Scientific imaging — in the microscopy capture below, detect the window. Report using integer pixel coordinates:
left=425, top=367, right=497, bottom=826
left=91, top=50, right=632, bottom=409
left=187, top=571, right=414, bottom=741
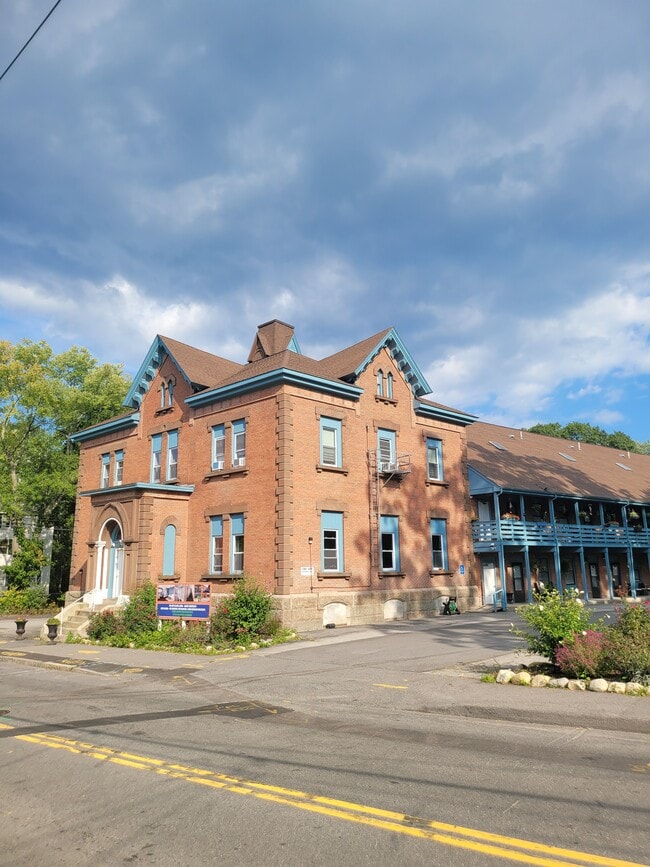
left=320, top=417, right=341, bottom=467
left=210, top=516, right=223, bottom=574
left=101, top=453, right=110, bottom=488
left=167, top=430, right=178, bottom=481
left=114, top=450, right=124, bottom=486
left=430, top=519, right=448, bottom=570
left=167, top=378, right=174, bottom=405
left=376, top=369, right=383, bottom=396
left=232, top=419, right=246, bottom=467
left=162, top=524, right=176, bottom=576
left=377, top=428, right=396, bottom=471
left=160, top=383, right=166, bottom=408
left=231, top=513, right=245, bottom=573
left=380, top=515, right=400, bottom=571
left=386, top=372, right=393, bottom=399
left=151, top=434, right=162, bottom=483
left=321, top=511, right=343, bottom=572
left=426, top=438, right=443, bottom=481
left=212, top=424, right=225, bottom=470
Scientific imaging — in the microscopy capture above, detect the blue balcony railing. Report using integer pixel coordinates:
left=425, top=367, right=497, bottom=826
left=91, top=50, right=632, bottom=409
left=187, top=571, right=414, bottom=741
left=471, top=519, right=650, bottom=550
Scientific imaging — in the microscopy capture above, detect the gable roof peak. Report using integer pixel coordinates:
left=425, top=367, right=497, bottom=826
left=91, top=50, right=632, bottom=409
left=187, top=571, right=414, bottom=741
left=247, top=319, right=301, bottom=362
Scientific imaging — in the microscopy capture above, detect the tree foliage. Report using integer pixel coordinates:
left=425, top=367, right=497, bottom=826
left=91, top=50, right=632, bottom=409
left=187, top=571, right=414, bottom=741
left=527, top=421, right=642, bottom=454
left=0, top=339, right=130, bottom=592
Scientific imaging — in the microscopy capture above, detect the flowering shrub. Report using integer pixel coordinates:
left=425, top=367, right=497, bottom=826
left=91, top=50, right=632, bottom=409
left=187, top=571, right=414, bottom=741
left=554, top=630, right=606, bottom=678
left=599, top=600, right=650, bottom=683
left=512, top=587, right=596, bottom=659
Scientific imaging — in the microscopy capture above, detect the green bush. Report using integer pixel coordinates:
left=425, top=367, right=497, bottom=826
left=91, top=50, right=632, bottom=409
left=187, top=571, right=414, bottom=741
left=87, top=609, right=125, bottom=641
left=0, top=585, right=51, bottom=614
left=512, top=587, right=597, bottom=659
left=211, top=577, right=273, bottom=643
left=599, top=600, right=650, bottom=683
left=122, top=582, right=157, bottom=633
left=3, top=530, right=48, bottom=590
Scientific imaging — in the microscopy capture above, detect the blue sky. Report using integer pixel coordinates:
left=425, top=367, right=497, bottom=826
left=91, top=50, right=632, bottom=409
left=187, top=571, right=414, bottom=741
left=1, top=1, right=649, bottom=442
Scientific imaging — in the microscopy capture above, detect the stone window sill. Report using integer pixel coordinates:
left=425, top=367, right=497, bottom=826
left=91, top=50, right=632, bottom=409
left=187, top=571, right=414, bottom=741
left=375, top=396, right=398, bottom=406
left=429, top=570, right=454, bottom=578
left=204, top=466, right=249, bottom=481
left=317, top=572, right=351, bottom=581
left=378, top=571, right=405, bottom=579
left=316, top=464, right=349, bottom=475
left=425, top=479, right=449, bottom=487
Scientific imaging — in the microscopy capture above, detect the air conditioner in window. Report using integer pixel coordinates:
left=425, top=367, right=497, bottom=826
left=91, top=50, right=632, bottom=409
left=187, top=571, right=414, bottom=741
left=380, top=461, right=398, bottom=472
left=232, top=457, right=246, bottom=467
left=213, top=461, right=224, bottom=470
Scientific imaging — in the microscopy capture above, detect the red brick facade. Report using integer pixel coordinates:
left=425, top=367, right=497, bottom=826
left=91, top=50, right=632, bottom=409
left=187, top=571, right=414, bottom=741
left=69, top=322, right=480, bottom=628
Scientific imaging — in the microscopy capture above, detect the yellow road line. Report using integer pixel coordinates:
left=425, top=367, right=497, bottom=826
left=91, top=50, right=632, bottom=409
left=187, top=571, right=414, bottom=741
left=5, top=725, right=648, bottom=867
left=373, top=683, right=408, bottom=689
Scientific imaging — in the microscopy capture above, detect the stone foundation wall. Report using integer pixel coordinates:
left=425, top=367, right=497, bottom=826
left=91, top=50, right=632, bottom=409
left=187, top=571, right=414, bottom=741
left=268, top=586, right=482, bottom=631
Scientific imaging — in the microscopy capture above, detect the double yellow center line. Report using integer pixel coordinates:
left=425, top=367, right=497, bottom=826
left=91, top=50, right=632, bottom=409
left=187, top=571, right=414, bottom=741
left=2, top=723, right=646, bottom=867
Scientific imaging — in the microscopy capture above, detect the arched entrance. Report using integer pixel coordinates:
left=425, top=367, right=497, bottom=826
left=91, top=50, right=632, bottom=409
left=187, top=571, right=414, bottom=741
left=91, top=519, right=125, bottom=604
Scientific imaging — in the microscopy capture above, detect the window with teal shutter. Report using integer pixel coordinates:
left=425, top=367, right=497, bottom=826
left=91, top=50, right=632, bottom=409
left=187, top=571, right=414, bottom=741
left=101, top=453, right=110, bottom=488
left=163, top=524, right=176, bottom=576
left=380, top=515, right=400, bottom=571
left=320, top=417, right=341, bottom=467
left=321, top=511, right=343, bottom=571
left=232, top=419, right=246, bottom=467
left=167, top=430, right=178, bottom=481
left=114, top=450, right=124, bottom=486
left=426, top=438, right=443, bottom=481
left=430, top=519, right=448, bottom=570
left=231, top=513, right=245, bottom=573
left=151, top=434, right=162, bottom=483
left=212, top=424, right=225, bottom=470
left=210, top=516, right=223, bottom=574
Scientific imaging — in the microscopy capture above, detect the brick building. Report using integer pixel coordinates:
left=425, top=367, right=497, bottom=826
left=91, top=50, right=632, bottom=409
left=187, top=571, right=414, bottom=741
left=68, top=320, right=479, bottom=629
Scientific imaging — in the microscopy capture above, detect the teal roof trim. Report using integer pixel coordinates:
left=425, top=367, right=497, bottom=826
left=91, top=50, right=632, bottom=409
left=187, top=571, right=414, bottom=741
left=124, top=336, right=165, bottom=408
left=70, top=413, right=140, bottom=444
left=124, top=336, right=194, bottom=409
left=355, top=328, right=431, bottom=397
left=80, top=482, right=195, bottom=497
left=287, top=335, right=302, bottom=354
left=414, top=400, right=478, bottom=427
left=186, top=368, right=363, bottom=408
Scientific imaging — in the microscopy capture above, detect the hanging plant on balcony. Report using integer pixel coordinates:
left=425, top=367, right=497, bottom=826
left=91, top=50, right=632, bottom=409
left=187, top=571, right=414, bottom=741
left=501, top=512, right=520, bottom=520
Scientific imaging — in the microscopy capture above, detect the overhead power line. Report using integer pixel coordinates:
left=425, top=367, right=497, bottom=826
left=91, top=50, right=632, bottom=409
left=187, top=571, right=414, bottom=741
left=0, top=0, right=65, bottom=84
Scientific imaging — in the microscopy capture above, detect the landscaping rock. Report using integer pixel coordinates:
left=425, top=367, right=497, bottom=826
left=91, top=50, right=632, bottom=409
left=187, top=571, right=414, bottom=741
left=608, top=682, right=626, bottom=694
left=548, top=677, right=569, bottom=688
left=625, top=682, right=646, bottom=696
left=531, top=674, right=551, bottom=688
left=588, top=678, right=609, bottom=692
left=511, top=671, right=532, bottom=686
left=496, top=669, right=514, bottom=684
left=567, top=680, right=586, bottom=691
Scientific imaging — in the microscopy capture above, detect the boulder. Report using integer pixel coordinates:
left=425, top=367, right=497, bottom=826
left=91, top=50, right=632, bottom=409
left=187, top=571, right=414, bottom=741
left=511, top=671, right=532, bottom=686
left=608, top=682, right=626, bottom=694
left=625, top=682, right=647, bottom=696
left=496, top=669, right=514, bottom=684
left=548, top=677, right=569, bottom=688
left=567, top=680, right=586, bottom=691
left=531, top=674, right=551, bottom=688
left=588, top=678, right=608, bottom=692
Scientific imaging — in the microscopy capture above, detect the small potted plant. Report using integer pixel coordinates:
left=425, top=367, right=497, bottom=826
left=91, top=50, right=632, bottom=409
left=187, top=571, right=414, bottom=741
left=46, top=617, right=60, bottom=642
left=14, top=617, right=28, bottom=640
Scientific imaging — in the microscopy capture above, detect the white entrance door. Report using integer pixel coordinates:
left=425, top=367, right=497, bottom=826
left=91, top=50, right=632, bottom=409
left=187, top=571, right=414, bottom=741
left=482, top=560, right=498, bottom=605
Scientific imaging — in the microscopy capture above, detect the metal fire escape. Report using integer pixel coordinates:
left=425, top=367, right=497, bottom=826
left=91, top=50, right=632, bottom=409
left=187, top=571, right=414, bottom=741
left=367, top=450, right=411, bottom=569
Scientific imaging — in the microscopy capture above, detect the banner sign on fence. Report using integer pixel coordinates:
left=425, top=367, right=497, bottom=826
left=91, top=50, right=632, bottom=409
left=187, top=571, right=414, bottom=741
left=156, top=583, right=211, bottom=620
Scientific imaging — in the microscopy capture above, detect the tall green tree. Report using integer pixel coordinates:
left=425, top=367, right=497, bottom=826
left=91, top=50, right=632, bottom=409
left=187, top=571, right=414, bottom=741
left=527, top=421, right=643, bottom=454
left=0, top=339, right=131, bottom=592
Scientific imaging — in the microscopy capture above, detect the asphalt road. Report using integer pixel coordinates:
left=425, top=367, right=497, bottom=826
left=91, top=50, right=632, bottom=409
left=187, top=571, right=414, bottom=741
left=1, top=612, right=649, bottom=866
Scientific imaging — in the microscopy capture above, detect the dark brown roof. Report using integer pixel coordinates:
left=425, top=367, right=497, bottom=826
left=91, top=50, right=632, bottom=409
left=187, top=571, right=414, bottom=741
left=212, top=348, right=343, bottom=390
left=468, top=421, right=650, bottom=503
left=160, top=336, right=243, bottom=389
left=319, top=328, right=392, bottom=380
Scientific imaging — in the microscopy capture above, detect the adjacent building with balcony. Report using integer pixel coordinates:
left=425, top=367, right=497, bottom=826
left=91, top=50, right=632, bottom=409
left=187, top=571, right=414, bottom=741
left=467, top=422, right=650, bottom=606
left=68, top=320, right=479, bottom=629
